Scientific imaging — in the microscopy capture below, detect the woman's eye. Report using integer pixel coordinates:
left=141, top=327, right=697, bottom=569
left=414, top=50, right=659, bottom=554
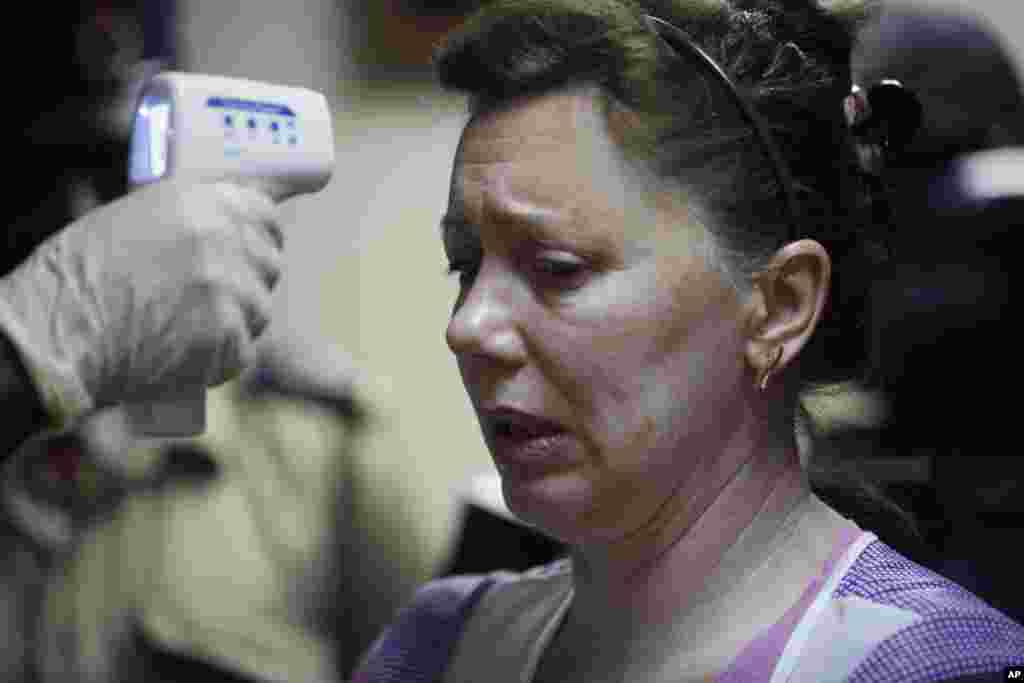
left=531, top=254, right=589, bottom=290
left=445, top=252, right=589, bottom=291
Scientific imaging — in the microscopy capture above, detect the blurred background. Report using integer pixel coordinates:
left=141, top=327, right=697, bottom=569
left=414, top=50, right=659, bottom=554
left=0, top=0, right=1021, bottom=681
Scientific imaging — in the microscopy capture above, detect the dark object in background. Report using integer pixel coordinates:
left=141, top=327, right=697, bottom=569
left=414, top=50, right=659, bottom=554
left=441, top=472, right=565, bottom=577
left=852, top=4, right=1024, bottom=172
left=850, top=4, right=1024, bottom=626
left=348, top=0, right=472, bottom=81
left=127, top=625, right=262, bottom=683
left=157, top=443, right=221, bottom=484
left=865, top=151, right=1022, bottom=625
left=810, top=451, right=937, bottom=569
left=4, top=1, right=176, bottom=278
left=868, top=152, right=1014, bottom=452
left=442, top=501, right=565, bottom=577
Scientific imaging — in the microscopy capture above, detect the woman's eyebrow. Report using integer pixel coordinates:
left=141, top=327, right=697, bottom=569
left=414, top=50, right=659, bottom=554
left=442, top=195, right=619, bottom=261
left=485, top=198, right=618, bottom=256
left=488, top=196, right=568, bottom=234
left=440, top=203, right=563, bottom=243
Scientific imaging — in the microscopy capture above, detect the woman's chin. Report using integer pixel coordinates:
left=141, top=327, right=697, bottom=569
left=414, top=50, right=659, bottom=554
left=500, top=467, right=599, bottom=543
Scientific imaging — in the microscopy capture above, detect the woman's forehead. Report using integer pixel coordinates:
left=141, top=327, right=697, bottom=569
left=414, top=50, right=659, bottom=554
left=457, top=90, right=606, bottom=165
left=471, top=89, right=584, bottom=132
left=449, top=90, right=698, bottom=250
left=457, top=91, right=655, bottom=203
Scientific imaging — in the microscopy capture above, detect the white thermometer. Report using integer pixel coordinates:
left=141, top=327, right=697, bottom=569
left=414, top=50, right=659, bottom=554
left=125, top=72, right=335, bottom=437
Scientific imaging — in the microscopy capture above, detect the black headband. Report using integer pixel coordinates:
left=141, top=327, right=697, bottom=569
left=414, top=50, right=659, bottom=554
left=643, top=14, right=803, bottom=243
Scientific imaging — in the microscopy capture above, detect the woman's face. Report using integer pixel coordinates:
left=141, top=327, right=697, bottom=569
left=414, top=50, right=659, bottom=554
left=444, top=90, right=753, bottom=546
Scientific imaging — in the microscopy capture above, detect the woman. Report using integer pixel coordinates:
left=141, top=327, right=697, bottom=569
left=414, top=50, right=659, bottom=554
left=354, top=1, right=1024, bottom=681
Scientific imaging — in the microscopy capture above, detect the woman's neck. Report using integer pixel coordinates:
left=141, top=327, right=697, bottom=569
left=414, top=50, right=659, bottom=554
left=561, top=437, right=816, bottom=665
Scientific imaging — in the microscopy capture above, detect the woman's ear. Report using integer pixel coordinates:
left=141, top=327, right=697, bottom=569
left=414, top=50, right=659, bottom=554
left=743, top=240, right=832, bottom=385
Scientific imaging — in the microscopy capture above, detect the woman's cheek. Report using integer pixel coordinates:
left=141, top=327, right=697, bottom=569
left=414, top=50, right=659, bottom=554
left=572, top=414, right=677, bottom=538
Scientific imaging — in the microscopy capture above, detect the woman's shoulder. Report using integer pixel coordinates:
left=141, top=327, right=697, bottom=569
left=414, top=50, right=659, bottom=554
left=828, top=539, right=1024, bottom=681
left=835, top=537, right=1021, bottom=625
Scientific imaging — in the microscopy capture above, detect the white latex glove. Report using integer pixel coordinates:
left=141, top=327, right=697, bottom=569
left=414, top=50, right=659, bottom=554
left=0, top=178, right=283, bottom=431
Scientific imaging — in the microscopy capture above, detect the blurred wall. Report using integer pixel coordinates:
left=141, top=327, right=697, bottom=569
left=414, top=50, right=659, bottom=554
left=177, top=0, right=494, bottom=658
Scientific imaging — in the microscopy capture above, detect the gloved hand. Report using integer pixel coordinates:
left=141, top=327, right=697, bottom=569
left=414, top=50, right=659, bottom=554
left=0, top=178, right=283, bottom=431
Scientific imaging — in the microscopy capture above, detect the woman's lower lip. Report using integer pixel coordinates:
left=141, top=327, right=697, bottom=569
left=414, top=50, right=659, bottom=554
left=491, top=430, right=576, bottom=478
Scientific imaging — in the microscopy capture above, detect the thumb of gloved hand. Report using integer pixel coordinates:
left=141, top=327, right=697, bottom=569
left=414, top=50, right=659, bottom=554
left=0, top=178, right=283, bottom=430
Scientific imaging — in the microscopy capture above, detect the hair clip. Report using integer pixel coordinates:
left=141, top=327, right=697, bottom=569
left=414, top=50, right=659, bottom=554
left=843, top=79, right=923, bottom=176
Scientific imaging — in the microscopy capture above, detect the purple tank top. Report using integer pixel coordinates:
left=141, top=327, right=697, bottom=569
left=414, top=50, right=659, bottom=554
left=353, top=533, right=1024, bottom=682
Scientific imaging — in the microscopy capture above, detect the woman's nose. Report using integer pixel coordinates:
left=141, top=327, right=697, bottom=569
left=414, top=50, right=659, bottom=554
left=445, top=266, right=526, bottom=367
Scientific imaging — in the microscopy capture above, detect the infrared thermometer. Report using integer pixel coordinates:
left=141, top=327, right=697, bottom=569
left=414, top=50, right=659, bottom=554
left=124, top=72, right=335, bottom=438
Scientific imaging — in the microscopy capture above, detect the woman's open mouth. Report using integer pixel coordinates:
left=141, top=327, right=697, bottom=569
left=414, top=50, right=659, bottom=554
left=483, top=407, right=577, bottom=478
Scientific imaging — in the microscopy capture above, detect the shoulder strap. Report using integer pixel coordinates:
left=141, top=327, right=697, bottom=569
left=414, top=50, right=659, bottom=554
left=351, top=574, right=496, bottom=683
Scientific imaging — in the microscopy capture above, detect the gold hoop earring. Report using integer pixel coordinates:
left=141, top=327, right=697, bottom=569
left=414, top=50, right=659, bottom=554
left=758, top=347, right=783, bottom=392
